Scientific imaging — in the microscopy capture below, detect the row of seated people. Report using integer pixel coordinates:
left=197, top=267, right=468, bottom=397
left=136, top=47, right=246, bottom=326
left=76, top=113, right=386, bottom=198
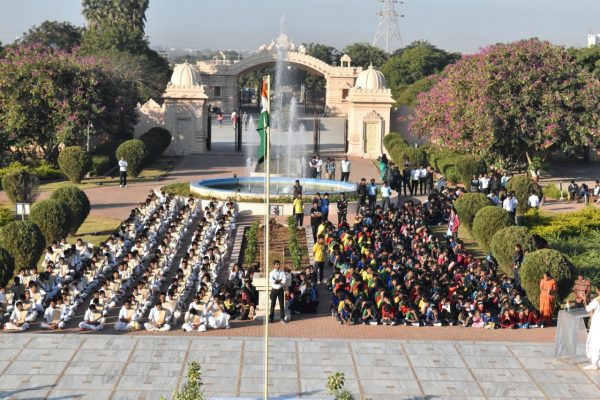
left=1, top=190, right=176, bottom=331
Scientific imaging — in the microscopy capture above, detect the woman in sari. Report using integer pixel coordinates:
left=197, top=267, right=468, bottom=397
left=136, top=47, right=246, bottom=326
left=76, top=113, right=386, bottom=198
left=584, top=284, right=600, bottom=370
left=539, top=272, right=558, bottom=326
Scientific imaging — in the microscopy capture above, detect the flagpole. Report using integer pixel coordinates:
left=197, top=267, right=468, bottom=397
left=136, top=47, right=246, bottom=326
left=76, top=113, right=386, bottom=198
left=263, top=75, right=271, bottom=400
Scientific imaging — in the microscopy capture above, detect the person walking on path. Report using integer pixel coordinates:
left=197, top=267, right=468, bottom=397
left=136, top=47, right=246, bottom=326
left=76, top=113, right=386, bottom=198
left=539, top=272, right=558, bottom=327
left=242, top=111, right=248, bottom=130
left=119, top=157, right=128, bottom=187
left=268, top=260, right=287, bottom=323
left=584, top=284, right=600, bottom=370
left=340, top=156, right=351, bottom=182
left=313, top=235, right=326, bottom=283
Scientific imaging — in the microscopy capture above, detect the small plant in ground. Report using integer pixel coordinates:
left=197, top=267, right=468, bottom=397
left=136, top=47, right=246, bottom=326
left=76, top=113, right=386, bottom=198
left=171, top=362, right=206, bottom=400
left=287, top=216, right=304, bottom=270
left=327, top=372, right=355, bottom=400
left=243, top=220, right=259, bottom=267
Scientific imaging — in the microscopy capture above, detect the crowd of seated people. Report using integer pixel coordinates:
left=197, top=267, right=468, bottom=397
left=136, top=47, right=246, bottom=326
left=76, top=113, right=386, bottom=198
left=325, top=187, right=546, bottom=329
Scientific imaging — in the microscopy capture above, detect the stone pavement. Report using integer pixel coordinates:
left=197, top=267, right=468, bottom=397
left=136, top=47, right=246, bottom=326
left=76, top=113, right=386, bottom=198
left=0, top=334, right=599, bottom=400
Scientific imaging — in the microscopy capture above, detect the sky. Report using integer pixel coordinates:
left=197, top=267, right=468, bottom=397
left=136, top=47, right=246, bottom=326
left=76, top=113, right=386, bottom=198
left=1, top=0, right=599, bottom=54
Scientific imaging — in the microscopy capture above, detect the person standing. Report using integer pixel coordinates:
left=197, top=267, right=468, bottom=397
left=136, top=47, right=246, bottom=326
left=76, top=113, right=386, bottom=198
left=402, top=165, right=411, bottom=196
left=367, top=179, right=378, bottom=214
left=513, top=244, right=523, bottom=288
left=293, top=180, right=303, bottom=197
left=293, top=194, right=304, bottom=227
left=356, top=178, right=367, bottom=214
left=418, top=165, right=427, bottom=195
left=425, top=166, right=434, bottom=195
left=326, top=158, right=336, bottom=180
left=217, top=112, right=224, bottom=127
left=313, top=235, right=326, bottom=283
left=528, top=190, right=540, bottom=209
left=230, top=111, right=238, bottom=130
left=315, top=155, right=323, bottom=179
left=448, top=208, right=460, bottom=240
left=269, top=260, right=287, bottom=323
left=118, top=157, right=128, bottom=187
left=572, top=273, right=592, bottom=308
left=309, top=156, right=318, bottom=179
left=503, top=192, right=518, bottom=224
left=378, top=156, right=388, bottom=181
left=340, top=156, right=351, bottom=182
left=380, top=181, right=392, bottom=211
left=410, top=167, right=419, bottom=197
left=584, top=284, right=600, bottom=370
left=539, top=271, right=558, bottom=327
left=309, top=202, right=323, bottom=242
left=337, top=193, right=348, bottom=225
left=321, top=193, right=330, bottom=221
left=242, top=111, right=248, bottom=130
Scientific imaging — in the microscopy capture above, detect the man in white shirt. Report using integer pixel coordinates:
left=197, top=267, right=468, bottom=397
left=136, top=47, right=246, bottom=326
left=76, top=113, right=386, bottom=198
left=528, top=192, right=540, bottom=209
left=418, top=166, right=427, bottom=196
left=500, top=172, right=511, bottom=188
left=4, top=301, right=30, bottom=331
left=41, top=299, right=65, bottom=330
left=79, top=304, right=105, bottom=331
left=144, top=302, right=172, bottom=331
left=410, top=168, right=420, bottom=197
left=380, top=181, right=392, bottom=211
left=340, top=156, right=351, bottom=182
left=114, top=300, right=140, bottom=331
left=315, top=155, right=323, bottom=179
left=503, top=192, right=518, bottom=223
left=268, top=260, right=287, bottom=323
left=118, top=157, right=128, bottom=187
left=479, top=174, right=490, bottom=195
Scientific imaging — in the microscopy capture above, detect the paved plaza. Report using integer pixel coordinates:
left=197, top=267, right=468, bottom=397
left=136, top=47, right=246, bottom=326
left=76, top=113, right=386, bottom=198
left=0, top=334, right=598, bottom=399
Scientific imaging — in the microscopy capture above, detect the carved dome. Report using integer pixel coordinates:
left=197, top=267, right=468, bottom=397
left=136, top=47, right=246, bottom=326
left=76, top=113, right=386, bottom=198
left=169, top=62, right=201, bottom=87
left=354, top=64, right=387, bottom=90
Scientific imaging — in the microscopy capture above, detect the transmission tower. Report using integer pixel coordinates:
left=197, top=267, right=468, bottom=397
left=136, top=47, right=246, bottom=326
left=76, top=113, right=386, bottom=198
left=372, top=0, right=404, bottom=52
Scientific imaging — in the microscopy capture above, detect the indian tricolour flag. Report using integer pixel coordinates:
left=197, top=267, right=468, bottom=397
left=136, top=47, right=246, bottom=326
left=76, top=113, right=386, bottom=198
left=256, top=78, right=269, bottom=164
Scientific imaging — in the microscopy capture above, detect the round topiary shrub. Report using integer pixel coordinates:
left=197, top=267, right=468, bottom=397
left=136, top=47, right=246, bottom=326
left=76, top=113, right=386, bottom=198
left=0, top=207, right=14, bottom=228
left=1, top=170, right=39, bottom=204
left=58, top=146, right=91, bottom=183
left=0, top=246, right=15, bottom=287
left=90, top=155, right=112, bottom=176
left=455, top=155, right=486, bottom=187
left=50, top=186, right=91, bottom=234
left=490, top=226, right=537, bottom=275
left=0, top=221, right=45, bottom=269
left=454, top=192, right=491, bottom=231
left=520, top=249, right=575, bottom=308
left=444, top=166, right=460, bottom=185
left=29, top=199, right=73, bottom=245
left=472, top=206, right=513, bottom=253
left=507, top=175, right=542, bottom=215
left=116, top=139, right=148, bottom=178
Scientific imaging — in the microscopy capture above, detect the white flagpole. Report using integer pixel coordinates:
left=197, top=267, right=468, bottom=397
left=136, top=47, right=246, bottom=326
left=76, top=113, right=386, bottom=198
left=263, top=75, right=271, bottom=400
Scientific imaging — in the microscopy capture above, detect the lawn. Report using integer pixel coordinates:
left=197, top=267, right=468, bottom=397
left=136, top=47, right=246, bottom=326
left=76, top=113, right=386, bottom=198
left=430, top=224, right=486, bottom=259
left=38, top=156, right=180, bottom=192
left=68, top=215, right=121, bottom=248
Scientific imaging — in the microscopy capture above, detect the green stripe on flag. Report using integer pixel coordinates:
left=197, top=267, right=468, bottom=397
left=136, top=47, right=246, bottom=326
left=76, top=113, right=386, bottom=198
left=257, top=111, right=269, bottom=164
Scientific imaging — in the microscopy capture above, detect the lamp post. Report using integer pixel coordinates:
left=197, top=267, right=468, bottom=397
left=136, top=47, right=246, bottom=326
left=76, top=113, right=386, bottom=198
left=86, top=121, right=93, bottom=153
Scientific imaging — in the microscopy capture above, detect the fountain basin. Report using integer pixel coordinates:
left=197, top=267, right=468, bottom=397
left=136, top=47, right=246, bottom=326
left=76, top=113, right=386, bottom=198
left=190, top=177, right=356, bottom=201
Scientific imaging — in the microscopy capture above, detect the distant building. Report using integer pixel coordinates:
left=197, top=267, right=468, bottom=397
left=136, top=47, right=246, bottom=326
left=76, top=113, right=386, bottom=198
left=587, top=33, right=600, bottom=47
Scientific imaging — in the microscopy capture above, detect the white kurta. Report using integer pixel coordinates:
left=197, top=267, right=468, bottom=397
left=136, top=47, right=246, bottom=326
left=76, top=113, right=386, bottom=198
left=586, top=299, right=600, bottom=365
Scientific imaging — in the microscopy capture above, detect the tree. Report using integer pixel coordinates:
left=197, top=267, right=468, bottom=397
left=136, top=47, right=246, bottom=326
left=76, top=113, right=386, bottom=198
left=50, top=186, right=91, bottom=234
left=0, top=45, right=138, bottom=162
left=454, top=193, right=491, bottom=232
left=1, top=170, right=39, bottom=204
left=0, top=247, right=15, bottom=287
left=411, top=39, right=600, bottom=168
left=19, top=20, right=83, bottom=51
left=172, top=362, right=206, bottom=400
left=342, top=42, right=389, bottom=68
left=520, top=249, right=575, bottom=308
left=58, top=146, right=92, bottom=183
left=29, top=199, right=73, bottom=245
left=0, top=221, right=45, bottom=269
left=570, top=46, right=600, bottom=80
left=116, top=139, right=148, bottom=177
left=303, top=43, right=341, bottom=65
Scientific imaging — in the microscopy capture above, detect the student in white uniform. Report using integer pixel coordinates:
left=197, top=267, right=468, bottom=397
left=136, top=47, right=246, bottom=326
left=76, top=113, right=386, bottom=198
left=114, top=300, right=140, bottom=331
left=144, top=302, right=172, bottom=331
left=182, top=308, right=207, bottom=332
left=40, top=299, right=65, bottom=330
left=79, top=304, right=105, bottom=331
left=3, top=301, right=30, bottom=331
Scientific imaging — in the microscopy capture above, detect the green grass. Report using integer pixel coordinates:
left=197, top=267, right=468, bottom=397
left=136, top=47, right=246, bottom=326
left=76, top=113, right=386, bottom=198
left=38, top=156, right=180, bottom=192
left=68, top=216, right=121, bottom=248
left=430, top=224, right=486, bottom=259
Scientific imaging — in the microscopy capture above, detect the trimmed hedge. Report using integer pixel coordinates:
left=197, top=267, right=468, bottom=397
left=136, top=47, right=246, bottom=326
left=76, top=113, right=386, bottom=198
left=455, top=155, right=486, bottom=187
left=116, top=139, right=148, bottom=177
left=490, top=226, right=537, bottom=276
left=58, top=146, right=91, bottom=183
left=1, top=170, right=39, bottom=204
left=50, top=186, right=91, bottom=235
left=520, top=249, right=575, bottom=308
left=0, top=221, right=45, bottom=269
left=472, top=206, right=513, bottom=253
left=454, top=193, right=491, bottom=231
left=0, top=247, right=15, bottom=287
left=90, top=155, right=112, bottom=176
left=0, top=206, right=13, bottom=228
left=507, top=175, right=542, bottom=215
left=383, top=134, right=428, bottom=167
left=29, top=199, right=73, bottom=245
left=0, top=162, right=63, bottom=189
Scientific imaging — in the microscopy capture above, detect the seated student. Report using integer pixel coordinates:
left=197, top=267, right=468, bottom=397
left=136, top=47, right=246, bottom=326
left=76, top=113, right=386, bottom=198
left=360, top=300, right=378, bottom=325
left=4, top=301, right=31, bottom=331
left=236, top=298, right=255, bottom=321
left=380, top=303, right=397, bottom=326
left=339, top=300, right=354, bottom=326
left=40, top=299, right=65, bottom=330
left=20, top=291, right=39, bottom=322
left=79, top=304, right=105, bottom=331
left=182, top=308, right=206, bottom=332
left=204, top=297, right=230, bottom=329
left=114, top=300, right=140, bottom=331
left=145, top=302, right=172, bottom=331
left=404, top=307, right=420, bottom=326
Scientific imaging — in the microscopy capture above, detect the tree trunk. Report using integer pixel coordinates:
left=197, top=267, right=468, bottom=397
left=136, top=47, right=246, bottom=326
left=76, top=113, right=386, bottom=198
left=525, top=151, right=539, bottom=182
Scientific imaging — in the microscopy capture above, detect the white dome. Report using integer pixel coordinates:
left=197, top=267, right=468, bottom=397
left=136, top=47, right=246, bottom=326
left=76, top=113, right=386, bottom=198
left=169, top=62, right=200, bottom=87
left=354, top=64, right=387, bottom=90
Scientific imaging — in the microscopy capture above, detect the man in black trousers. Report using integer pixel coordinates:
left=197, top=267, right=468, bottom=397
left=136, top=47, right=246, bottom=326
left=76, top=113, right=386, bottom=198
left=269, top=260, right=287, bottom=323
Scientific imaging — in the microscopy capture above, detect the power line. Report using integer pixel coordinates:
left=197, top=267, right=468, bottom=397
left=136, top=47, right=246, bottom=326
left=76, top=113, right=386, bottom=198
left=372, top=0, right=404, bottom=53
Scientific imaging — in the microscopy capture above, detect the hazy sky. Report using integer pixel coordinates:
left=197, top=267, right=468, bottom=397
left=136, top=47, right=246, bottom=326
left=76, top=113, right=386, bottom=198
left=1, top=0, right=599, bottom=53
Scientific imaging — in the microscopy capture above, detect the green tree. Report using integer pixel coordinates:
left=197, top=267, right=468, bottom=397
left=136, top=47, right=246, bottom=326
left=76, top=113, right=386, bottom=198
left=29, top=199, right=73, bottom=244
left=342, top=42, right=389, bottom=68
left=58, top=146, right=92, bottom=183
left=570, top=46, right=600, bottom=79
left=303, top=42, right=341, bottom=65
left=1, top=170, right=39, bottom=204
left=19, top=20, right=83, bottom=51
left=50, top=186, right=91, bottom=234
left=172, top=362, right=206, bottom=400
left=0, top=221, right=45, bottom=269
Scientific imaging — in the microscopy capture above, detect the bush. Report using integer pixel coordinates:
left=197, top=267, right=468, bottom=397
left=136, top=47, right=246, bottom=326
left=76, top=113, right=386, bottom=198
left=50, top=186, right=91, bottom=235
left=116, top=139, right=148, bottom=177
left=1, top=170, right=39, bottom=204
left=542, top=183, right=562, bottom=200
left=243, top=221, right=259, bottom=267
left=472, top=206, right=513, bottom=252
left=445, top=166, right=460, bottom=184
left=383, top=134, right=428, bottom=167
left=430, top=149, right=460, bottom=174
left=520, top=249, right=575, bottom=308
left=32, top=161, right=64, bottom=181
left=161, top=182, right=191, bottom=197
left=526, top=207, right=600, bottom=237
left=455, top=155, right=486, bottom=187
left=90, top=155, right=112, bottom=176
left=140, top=127, right=172, bottom=163
left=490, top=226, right=537, bottom=275
left=454, top=193, right=491, bottom=231
left=507, top=175, right=542, bottom=215
left=0, top=206, right=14, bottom=228
left=29, top=199, right=73, bottom=244
left=58, top=146, right=92, bottom=183
left=0, top=247, right=15, bottom=287
left=0, top=221, right=45, bottom=269
left=93, top=138, right=127, bottom=164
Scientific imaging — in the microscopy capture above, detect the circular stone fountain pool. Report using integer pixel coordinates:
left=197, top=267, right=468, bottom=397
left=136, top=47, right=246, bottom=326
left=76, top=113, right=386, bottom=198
left=190, top=177, right=357, bottom=200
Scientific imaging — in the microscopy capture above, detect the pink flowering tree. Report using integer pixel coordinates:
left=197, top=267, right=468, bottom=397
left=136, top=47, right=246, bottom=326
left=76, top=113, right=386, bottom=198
left=411, top=39, right=600, bottom=169
left=0, top=44, right=137, bottom=162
